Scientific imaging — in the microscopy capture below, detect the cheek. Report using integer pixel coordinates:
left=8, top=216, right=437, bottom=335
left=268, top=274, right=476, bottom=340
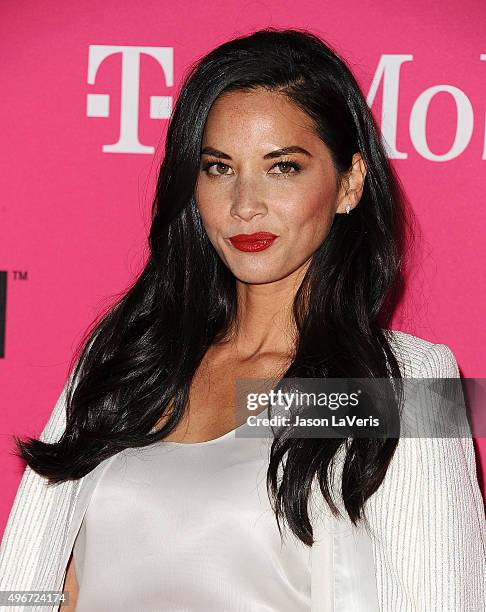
left=195, top=186, right=219, bottom=232
left=197, top=207, right=221, bottom=241
left=282, top=189, right=334, bottom=239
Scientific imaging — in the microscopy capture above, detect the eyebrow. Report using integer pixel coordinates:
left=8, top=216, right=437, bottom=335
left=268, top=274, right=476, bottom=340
left=200, top=145, right=313, bottom=160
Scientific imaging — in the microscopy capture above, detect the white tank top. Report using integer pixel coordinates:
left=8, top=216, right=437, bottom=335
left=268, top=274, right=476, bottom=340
left=72, top=424, right=312, bottom=611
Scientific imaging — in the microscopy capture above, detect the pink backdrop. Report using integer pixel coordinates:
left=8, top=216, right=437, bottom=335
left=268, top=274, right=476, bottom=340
left=1, top=0, right=485, bottom=537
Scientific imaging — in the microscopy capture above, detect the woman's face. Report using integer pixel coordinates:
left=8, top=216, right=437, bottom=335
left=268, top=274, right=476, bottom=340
left=196, top=88, right=363, bottom=285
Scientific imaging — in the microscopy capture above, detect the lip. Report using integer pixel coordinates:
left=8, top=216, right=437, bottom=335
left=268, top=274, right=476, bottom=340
left=228, top=232, right=278, bottom=252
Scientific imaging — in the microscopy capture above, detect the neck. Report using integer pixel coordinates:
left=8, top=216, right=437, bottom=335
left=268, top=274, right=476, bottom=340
left=228, top=261, right=309, bottom=359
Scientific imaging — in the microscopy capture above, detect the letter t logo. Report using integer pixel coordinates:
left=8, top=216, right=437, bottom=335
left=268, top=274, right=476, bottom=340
left=86, top=45, right=174, bottom=153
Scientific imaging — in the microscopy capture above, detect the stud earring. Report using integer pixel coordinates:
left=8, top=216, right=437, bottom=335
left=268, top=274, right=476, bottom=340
left=345, top=203, right=351, bottom=214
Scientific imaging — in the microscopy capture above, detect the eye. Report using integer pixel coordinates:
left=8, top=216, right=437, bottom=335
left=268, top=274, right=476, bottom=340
left=201, top=161, right=233, bottom=177
left=269, top=160, right=302, bottom=176
left=200, top=158, right=302, bottom=178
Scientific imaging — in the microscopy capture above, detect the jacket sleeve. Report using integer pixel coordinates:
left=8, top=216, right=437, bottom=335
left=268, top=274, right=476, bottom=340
left=366, top=343, right=486, bottom=611
left=0, top=376, right=76, bottom=607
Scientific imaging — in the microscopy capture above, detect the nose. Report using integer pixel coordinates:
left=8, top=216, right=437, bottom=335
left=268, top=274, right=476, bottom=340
left=230, top=174, right=267, bottom=222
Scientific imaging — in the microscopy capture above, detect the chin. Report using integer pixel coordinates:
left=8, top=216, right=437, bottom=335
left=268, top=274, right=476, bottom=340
left=229, top=265, right=292, bottom=285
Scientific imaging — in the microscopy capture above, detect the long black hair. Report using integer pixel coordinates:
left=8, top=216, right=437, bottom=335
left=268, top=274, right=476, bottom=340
left=16, top=27, right=413, bottom=546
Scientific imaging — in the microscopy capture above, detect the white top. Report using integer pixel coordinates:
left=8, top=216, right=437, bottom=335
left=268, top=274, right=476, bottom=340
left=73, top=426, right=312, bottom=612
left=1, top=331, right=485, bottom=612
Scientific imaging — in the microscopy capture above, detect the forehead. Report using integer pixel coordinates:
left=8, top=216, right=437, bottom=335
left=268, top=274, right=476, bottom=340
left=202, top=88, right=318, bottom=143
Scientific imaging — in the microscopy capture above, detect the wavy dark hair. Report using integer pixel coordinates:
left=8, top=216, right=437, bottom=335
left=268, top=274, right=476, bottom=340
left=16, top=27, right=413, bottom=547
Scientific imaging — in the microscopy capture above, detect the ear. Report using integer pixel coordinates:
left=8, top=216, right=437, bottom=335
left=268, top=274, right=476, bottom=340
left=335, top=153, right=367, bottom=214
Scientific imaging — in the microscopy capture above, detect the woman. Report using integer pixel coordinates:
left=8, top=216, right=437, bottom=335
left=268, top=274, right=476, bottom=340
left=1, top=27, right=484, bottom=612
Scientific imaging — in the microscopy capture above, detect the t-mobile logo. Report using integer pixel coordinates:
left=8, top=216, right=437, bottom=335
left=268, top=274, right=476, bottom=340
left=86, top=45, right=174, bottom=154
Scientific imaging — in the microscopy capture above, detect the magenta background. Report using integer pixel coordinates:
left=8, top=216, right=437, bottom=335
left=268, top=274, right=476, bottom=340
left=1, top=0, right=485, bottom=536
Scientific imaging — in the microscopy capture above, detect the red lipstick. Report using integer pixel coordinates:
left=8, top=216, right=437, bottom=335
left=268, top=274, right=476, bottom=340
left=228, top=231, right=278, bottom=252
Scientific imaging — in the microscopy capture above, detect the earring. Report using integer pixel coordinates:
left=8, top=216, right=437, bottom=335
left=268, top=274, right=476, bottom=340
left=345, top=203, right=351, bottom=214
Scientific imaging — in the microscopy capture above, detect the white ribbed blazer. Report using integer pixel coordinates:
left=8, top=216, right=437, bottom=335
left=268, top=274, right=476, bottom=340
left=1, top=330, right=485, bottom=611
